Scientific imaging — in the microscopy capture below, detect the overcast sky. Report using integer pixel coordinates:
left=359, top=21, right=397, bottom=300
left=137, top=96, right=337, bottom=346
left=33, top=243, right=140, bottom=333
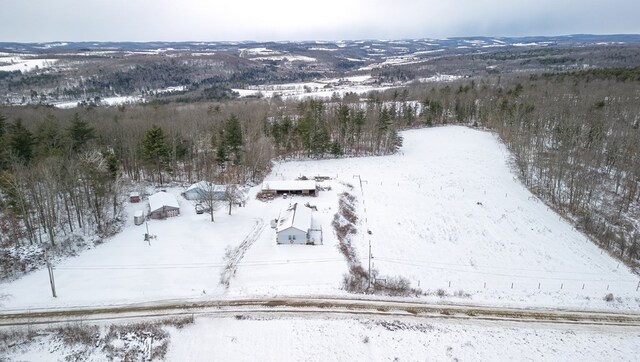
left=1, top=0, right=639, bottom=42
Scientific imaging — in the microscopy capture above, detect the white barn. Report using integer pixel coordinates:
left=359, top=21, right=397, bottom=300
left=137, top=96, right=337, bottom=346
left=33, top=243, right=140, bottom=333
left=148, top=192, right=180, bottom=219
left=276, top=203, right=312, bottom=244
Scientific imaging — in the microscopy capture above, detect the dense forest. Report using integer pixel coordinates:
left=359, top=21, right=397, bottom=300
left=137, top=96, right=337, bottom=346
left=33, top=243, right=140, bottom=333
left=0, top=66, right=639, bottom=280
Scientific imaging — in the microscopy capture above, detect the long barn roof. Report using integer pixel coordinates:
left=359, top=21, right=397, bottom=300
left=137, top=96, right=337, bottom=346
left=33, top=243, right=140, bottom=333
left=262, top=180, right=316, bottom=191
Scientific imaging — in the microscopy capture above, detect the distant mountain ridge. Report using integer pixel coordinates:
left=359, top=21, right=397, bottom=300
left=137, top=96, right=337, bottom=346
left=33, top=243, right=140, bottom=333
left=2, top=34, right=640, bottom=53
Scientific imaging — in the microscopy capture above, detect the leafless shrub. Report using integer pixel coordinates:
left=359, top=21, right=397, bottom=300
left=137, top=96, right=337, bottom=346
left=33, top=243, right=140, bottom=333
left=161, top=315, right=195, bottom=329
left=363, top=336, right=370, bottom=344
left=373, top=276, right=421, bottom=297
left=436, top=289, right=447, bottom=297
left=604, top=293, right=614, bottom=302
left=104, top=322, right=169, bottom=361
left=454, top=289, right=471, bottom=298
left=53, top=323, right=99, bottom=347
left=0, top=328, right=39, bottom=354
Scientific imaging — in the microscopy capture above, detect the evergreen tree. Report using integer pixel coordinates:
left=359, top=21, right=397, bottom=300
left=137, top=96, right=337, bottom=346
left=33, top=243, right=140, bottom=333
left=0, top=114, right=6, bottom=170
left=223, top=115, right=243, bottom=165
left=9, top=119, right=34, bottom=165
left=376, top=106, right=391, bottom=152
left=35, top=113, right=64, bottom=159
left=67, top=113, right=95, bottom=153
left=215, top=131, right=228, bottom=167
left=141, top=125, right=170, bottom=184
left=337, top=104, right=350, bottom=145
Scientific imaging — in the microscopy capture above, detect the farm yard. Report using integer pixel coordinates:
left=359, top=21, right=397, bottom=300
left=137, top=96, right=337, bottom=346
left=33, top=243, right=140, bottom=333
left=0, top=126, right=638, bottom=312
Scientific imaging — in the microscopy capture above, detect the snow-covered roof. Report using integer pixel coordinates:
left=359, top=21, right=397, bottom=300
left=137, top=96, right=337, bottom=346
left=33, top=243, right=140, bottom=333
left=276, top=203, right=312, bottom=233
left=262, top=180, right=316, bottom=191
left=149, top=192, right=179, bottom=212
left=129, top=192, right=140, bottom=197
left=186, top=181, right=226, bottom=193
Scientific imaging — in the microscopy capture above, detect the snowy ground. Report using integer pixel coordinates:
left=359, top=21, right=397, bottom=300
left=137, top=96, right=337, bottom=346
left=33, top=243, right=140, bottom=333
left=0, top=126, right=638, bottom=311
left=53, top=95, right=144, bottom=109
left=0, top=55, right=58, bottom=72
left=166, top=315, right=640, bottom=362
left=232, top=75, right=396, bottom=100
left=5, top=314, right=639, bottom=361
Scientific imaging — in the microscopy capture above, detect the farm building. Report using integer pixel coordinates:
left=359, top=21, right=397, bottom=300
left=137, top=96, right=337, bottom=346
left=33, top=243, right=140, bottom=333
left=262, top=180, right=317, bottom=196
left=184, top=181, right=226, bottom=200
left=129, top=192, right=140, bottom=203
left=148, top=192, right=180, bottom=219
left=276, top=203, right=312, bottom=244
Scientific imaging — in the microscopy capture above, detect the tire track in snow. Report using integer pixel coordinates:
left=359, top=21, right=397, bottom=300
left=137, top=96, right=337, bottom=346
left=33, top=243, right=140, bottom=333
left=220, top=218, right=265, bottom=288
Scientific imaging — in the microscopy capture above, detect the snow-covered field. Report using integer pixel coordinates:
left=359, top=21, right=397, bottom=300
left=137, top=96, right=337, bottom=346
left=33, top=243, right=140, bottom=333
left=165, top=315, right=640, bottom=361
left=264, top=126, right=640, bottom=309
left=5, top=314, right=639, bottom=361
left=0, top=55, right=58, bottom=72
left=0, top=126, right=638, bottom=311
left=53, top=96, right=144, bottom=109
left=232, top=75, right=397, bottom=100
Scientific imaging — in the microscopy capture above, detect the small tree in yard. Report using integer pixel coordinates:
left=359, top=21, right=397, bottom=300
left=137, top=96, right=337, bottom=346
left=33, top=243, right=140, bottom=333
left=200, top=181, right=222, bottom=222
left=223, top=184, right=247, bottom=215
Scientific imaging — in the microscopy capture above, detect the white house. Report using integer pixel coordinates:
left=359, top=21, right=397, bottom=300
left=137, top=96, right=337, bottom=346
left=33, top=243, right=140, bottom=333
left=184, top=181, right=226, bottom=200
left=148, top=192, right=180, bottom=219
left=262, top=180, right=317, bottom=196
left=276, top=203, right=312, bottom=244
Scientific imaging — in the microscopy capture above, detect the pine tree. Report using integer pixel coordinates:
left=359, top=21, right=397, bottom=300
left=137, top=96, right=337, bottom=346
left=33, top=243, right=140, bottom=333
left=376, top=106, right=391, bottom=153
left=223, top=115, right=243, bottom=165
left=67, top=113, right=95, bottom=153
left=0, top=114, right=6, bottom=170
left=9, top=119, right=35, bottom=165
left=141, top=125, right=170, bottom=184
left=35, top=113, right=64, bottom=159
left=215, top=133, right=228, bottom=167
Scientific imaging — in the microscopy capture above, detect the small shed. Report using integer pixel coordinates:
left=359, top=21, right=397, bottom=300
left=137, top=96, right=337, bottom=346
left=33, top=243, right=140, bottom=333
left=129, top=192, right=141, bottom=203
left=276, top=203, right=312, bottom=244
left=184, top=181, right=227, bottom=200
left=148, top=192, right=180, bottom=219
left=262, top=180, right=317, bottom=196
left=134, top=210, right=145, bottom=225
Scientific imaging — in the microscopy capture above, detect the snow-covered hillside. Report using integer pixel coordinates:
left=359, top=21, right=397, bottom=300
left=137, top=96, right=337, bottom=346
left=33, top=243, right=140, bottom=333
left=0, top=126, right=637, bottom=311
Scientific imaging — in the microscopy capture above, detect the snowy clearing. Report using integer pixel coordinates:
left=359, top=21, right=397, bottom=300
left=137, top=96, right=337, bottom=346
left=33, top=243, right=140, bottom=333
left=165, top=315, right=640, bottom=362
left=53, top=96, right=144, bottom=109
left=0, top=56, right=58, bottom=72
left=0, top=126, right=638, bottom=311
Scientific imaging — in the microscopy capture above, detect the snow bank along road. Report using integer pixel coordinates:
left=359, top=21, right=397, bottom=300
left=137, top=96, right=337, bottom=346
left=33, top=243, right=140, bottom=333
left=2, top=297, right=640, bottom=327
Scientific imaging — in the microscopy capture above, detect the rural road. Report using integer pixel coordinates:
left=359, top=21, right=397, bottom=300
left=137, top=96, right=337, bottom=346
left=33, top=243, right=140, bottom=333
left=2, top=296, right=640, bottom=327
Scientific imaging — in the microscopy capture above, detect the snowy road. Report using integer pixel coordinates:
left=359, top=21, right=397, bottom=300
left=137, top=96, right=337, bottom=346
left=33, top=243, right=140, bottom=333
left=2, top=296, right=640, bottom=328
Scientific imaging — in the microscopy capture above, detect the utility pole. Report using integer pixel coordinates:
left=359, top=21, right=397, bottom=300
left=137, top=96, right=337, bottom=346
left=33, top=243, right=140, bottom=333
left=45, top=250, right=57, bottom=298
left=368, top=239, right=372, bottom=290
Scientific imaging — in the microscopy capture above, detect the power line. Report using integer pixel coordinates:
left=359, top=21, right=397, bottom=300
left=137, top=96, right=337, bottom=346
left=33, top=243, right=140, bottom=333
left=55, top=258, right=345, bottom=271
